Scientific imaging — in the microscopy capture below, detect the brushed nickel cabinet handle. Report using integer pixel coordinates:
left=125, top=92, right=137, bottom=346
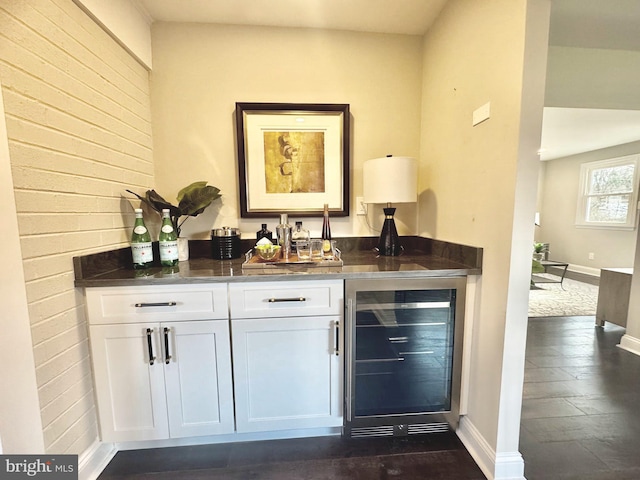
left=135, top=302, right=177, bottom=307
left=268, top=297, right=306, bottom=303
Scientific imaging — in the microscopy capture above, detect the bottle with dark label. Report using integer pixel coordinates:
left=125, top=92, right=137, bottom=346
left=321, top=203, right=332, bottom=256
left=256, top=223, right=273, bottom=241
left=159, top=209, right=178, bottom=267
left=291, top=221, right=310, bottom=252
left=131, top=208, right=153, bottom=269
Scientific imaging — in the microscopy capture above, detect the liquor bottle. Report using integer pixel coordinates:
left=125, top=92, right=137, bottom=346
left=131, top=208, right=153, bottom=269
left=159, top=209, right=178, bottom=267
left=291, top=221, right=310, bottom=252
left=321, top=203, right=332, bottom=256
left=256, top=223, right=273, bottom=242
left=276, top=214, right=292, bottom=258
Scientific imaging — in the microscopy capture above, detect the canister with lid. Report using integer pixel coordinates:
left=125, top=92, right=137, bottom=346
left=211, top=227, right=241, bottom=259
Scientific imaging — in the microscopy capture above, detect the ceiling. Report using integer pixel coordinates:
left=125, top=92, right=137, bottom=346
left=135, top=0, right=449, bottom=35
left=542, top=0, right=640, bottom=160
left=135, top=0, right=640, bottom=161
left=540, top=108, right=640, bottom=160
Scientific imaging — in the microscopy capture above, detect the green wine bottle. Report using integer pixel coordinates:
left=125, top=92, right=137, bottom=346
left=131, top=208, right=153, bottom=269
left=159, top=208, right=178, bottom=267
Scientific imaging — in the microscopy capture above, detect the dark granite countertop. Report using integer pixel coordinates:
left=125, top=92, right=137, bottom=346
left=74, top=236, right=482, bottom=288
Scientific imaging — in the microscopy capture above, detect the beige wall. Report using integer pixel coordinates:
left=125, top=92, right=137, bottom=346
left=537, top=141, right=640, bottom=272
left=545, top=46, right=640, bottom=109
left=0, top=0, right=153, bottom=453
left=149, top=23, right=423, bottom=239
left=420, top=0, right=549, bottom=470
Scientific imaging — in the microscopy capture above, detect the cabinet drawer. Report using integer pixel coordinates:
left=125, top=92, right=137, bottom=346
left=229, top=280, right=343, bottom=318
left=86, top=284, right=229, bottom=324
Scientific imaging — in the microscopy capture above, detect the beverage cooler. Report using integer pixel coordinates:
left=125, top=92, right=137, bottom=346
left=344, top=277, right=466, bottom=437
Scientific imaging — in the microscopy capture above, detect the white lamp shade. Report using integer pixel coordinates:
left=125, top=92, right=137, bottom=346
left=362, top=156, right=418, bottom=204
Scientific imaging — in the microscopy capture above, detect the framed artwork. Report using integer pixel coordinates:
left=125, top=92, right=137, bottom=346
left=235, top=102, right=350, bottom=217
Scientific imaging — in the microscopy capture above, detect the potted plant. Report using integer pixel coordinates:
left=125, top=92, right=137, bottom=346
left=533, top=242, right=546, bottom=261
left=127, top=181, right=221, bottom=260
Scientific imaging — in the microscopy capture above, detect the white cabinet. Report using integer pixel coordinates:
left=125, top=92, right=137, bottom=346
left=163, top=320, right=234, bottom=438
left=86, top=280, right=344, bottom=443
left=229, top=280, right=343, bottom=433
left=89, top=323, right=169, bottom=442
left=86, top=285, right=234, bottom=443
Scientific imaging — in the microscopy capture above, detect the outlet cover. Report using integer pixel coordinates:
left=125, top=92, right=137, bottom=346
left=472, top=102, right=491, bottom=126
left=356, top=197, right=366, bottom=215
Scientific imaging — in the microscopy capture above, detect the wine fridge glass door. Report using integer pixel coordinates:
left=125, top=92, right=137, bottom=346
left=345, top=277, right=466, bottom=436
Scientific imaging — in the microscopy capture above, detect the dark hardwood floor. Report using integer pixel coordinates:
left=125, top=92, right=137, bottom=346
left=98, top=315, right=640, bottom=480
left=98, top=433, right=486, bottom=479
left=521, top=316, right=640, bottom=480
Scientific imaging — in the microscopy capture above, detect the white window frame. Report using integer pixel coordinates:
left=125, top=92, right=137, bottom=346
left=575, top=154, right=640, bottom=230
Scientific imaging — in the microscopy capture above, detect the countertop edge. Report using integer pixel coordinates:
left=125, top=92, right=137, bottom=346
left=75, top=267, right=482, bottom=288
left=73, top=236, right=483, bottom=288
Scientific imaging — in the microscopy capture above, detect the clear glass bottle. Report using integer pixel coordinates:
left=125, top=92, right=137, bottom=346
left=159, top=209, right=178, bottom=267
left=131, top=208, right=153, bottom=269
left=291, top=221, right=310, bottom=252
left=256, top=223, right=273, bottom=242
left=321, top=203, right=332, bottom=256
left=276, top=214, right=292, bottom=258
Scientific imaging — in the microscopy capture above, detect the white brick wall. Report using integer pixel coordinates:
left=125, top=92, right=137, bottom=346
left=0, top=0, right=153, bottom=454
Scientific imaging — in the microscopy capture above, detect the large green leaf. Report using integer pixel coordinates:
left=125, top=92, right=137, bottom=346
left=177, top=182, right=221, bottom=217
left=127, top=182, right=221, bottom=237
left=144, top=190, right=181, bottom=218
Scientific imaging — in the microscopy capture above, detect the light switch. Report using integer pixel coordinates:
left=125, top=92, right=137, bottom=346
left=472, top=102, right=491, bottom=126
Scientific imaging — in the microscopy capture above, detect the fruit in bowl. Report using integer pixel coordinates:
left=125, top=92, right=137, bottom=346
left=255, top=243, right=281, bottom=261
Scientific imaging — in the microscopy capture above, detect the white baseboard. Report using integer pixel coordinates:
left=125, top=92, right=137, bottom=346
left=618, top=333, right=640, bottom=357
left=78, top=440, right=116, bottom=480
left=567, top=264, right=600, bottom=278
left=114, top=426, right=341, bottom=451
left=457, top=416, right=525, bottom=480
left=494, top=452, right=527, bottom=480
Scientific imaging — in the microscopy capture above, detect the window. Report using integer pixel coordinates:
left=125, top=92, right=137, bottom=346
left=576, top=155, right=640, bottom=229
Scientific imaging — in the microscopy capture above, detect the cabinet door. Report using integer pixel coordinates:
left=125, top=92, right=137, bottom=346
left=163, top=320, right=235, bottom=437
left=232, top=316, right=342, bottom=433
left=90, top=324, right=169, bottom=442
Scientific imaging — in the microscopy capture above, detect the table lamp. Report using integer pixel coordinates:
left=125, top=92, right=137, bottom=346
left=363, top=155, right=418, bottom=256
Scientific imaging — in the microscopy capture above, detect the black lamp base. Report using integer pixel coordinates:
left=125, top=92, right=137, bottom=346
left=377, top=207, right=402, bottom=256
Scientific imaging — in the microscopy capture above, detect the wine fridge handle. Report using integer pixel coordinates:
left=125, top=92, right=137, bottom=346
left=346, top=299, right=353, bottom=421
left=146, top=328, right=155, bottom=365
left=163, top=327, right=172, bottom=364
